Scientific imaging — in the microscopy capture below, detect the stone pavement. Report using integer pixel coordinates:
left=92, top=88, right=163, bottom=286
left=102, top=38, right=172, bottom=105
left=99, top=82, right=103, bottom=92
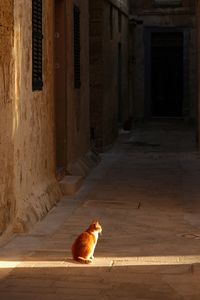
left=1, top=120, right=200, bottom=299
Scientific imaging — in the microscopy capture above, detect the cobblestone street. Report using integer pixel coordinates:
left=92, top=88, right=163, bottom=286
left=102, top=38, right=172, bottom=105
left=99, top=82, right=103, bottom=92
left=1, top=121, right=200, bottom=300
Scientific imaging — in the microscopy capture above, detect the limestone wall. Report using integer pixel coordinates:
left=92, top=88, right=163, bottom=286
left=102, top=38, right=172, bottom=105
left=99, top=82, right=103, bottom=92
left=66, top=0, right=91, bottom=170
left=102, top=1, right=129, bottom=146
left=0, top=0, right=62, bottom=240
left=0, top=0, right=94, bottom=239
left=0, top=0, right=15, bottom=236
left=12, top=0, right=61, bottom=233
left=89, top=0, right=129, bottom=150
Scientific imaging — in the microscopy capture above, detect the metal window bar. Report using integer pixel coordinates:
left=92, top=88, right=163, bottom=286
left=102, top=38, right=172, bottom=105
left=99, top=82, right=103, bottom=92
left=32, top=0, right=43, bottom=91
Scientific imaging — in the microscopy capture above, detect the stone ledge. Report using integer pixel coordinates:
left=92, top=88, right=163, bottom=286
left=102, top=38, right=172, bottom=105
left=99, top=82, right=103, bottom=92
left=59, top=176, right=83, bottom=196
left=67, top=151, right=101, bottom=177
left=13, top=181, right=61, bottom=233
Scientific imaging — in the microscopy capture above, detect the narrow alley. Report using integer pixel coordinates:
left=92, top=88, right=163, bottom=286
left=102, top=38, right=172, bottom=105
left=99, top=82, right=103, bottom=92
left=1, top=0, right=200, bottom=299
left=1, top=121, right=200, bottom=300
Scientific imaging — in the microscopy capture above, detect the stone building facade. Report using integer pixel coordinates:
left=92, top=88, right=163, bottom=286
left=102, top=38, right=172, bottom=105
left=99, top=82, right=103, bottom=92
left=89, top=0, right=130, bottom=151
left=0, top=0, right=92, bottom=240
left=0, top=0, right=15, bottom=238
left=129, top=0, right=196, bottom=120
left=54, top=0, right=93, bottom=177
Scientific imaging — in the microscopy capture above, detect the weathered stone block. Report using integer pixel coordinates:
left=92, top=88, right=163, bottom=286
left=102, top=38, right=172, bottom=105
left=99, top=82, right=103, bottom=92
left=59, top=176, right=83, bottom=196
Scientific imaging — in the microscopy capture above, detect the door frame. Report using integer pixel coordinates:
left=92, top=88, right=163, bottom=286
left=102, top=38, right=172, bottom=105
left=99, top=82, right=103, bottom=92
left=144, top=26, right=190, bottom=118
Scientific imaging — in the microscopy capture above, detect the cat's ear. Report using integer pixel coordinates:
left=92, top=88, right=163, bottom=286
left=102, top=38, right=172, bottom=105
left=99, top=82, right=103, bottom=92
left=91, top=220, right=98, bottom=225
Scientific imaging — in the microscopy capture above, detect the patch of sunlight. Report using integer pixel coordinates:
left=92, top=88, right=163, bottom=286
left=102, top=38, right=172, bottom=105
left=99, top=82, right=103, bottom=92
left=1, top=255, right=200, bottom=269
left=0, top=261, right=21, bottom=269
left=111, top=255, right=200, bottom=266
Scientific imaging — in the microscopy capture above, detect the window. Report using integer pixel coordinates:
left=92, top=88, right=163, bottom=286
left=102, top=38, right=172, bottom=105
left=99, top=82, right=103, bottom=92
left=32, top=0, right=43, bottom=91
left=74, top=5, right=81, bottom=89
left=154, top=0, right=182, bottom=7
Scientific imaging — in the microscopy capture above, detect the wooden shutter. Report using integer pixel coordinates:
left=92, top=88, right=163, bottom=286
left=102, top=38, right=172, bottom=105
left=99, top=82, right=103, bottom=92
left=73, top=5, right=81, bottom=89
left=32, top=0, right=43, bottom=91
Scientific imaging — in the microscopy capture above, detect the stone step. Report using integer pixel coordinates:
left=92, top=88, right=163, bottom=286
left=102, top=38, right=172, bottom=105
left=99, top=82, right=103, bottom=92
left=59, top=176, right=83, bottom=196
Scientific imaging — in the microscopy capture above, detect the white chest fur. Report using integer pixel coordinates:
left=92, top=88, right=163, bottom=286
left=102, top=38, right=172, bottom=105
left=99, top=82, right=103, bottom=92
left=91, top=231, right=99, bottom=244
left=90, top=231, right=99, bottom=257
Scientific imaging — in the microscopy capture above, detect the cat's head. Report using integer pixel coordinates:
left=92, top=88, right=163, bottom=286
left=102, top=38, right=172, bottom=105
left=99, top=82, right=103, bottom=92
left=89, top=221, right=102, bottom=234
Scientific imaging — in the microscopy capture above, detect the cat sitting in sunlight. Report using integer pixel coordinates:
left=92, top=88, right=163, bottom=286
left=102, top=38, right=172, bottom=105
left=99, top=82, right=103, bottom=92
left=71, top=221, right=102, bottom=264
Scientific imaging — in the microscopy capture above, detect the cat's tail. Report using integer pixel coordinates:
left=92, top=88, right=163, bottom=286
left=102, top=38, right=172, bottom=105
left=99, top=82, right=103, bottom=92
left=76, top=256, right=93, bottom=264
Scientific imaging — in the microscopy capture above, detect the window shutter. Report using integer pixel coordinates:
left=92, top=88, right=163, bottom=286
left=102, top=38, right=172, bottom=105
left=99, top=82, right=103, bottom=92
left=73, top=5, right=81, bottom=89
left=32, top=0, right=43, bottom=91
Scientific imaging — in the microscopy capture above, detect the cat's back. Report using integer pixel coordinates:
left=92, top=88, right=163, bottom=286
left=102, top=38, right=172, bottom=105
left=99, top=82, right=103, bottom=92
left=72, top=231, right=95, bottom=258
left=74, top=231, right=95, bottom=246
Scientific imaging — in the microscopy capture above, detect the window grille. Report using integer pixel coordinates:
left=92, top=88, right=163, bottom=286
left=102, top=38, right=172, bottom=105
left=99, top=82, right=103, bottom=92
left=74, top=5, right=81, bottom=89
left=32, top=0, right=43, bottom=91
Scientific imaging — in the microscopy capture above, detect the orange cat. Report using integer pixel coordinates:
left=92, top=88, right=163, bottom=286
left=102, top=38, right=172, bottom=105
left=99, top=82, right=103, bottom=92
left=71, top=221, right=102, bottom=264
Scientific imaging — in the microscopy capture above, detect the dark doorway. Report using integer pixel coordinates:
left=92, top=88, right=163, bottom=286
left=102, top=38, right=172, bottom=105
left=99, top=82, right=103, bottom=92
left=54, top=0, right=67, bottom=177
left=151, top=32, right=183, bottom=117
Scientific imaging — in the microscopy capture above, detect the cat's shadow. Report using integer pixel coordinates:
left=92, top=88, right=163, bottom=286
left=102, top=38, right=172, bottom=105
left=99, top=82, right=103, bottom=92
left=64, top=257, right=94, bottom=265
left=64, top=257, right=83, bottom=265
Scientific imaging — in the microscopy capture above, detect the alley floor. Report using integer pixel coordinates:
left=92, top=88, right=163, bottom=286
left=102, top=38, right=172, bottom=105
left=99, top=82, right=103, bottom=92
left=1, top=120, right=200, bottom=299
